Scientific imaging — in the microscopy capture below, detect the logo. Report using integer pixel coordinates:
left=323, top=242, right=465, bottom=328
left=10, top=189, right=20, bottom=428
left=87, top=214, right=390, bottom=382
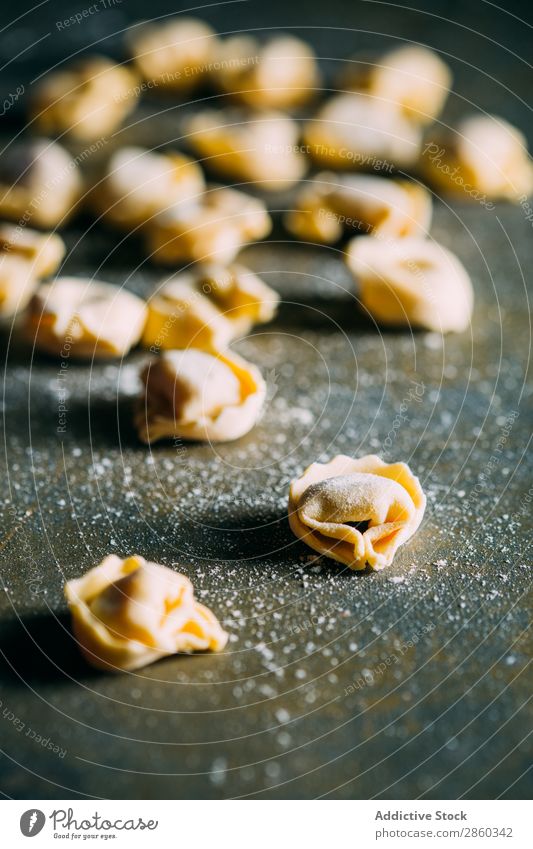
left=20, top=809, right=46, bottom=837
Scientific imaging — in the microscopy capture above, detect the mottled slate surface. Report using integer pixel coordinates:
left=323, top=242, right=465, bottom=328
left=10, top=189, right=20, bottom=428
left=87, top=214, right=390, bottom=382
left=0, top=0, right=531, bottom=799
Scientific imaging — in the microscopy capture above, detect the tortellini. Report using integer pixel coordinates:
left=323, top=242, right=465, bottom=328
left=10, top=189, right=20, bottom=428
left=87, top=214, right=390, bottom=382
left=422, top=114, right=533, bottom=202
left=93, top=146, right=205, bottom=229
left=346, top=235, right=473, bottom=333
left=185, top=109, right=306, bottom=190
left=339, top=45, right=451, bottom=125
left=142, top=263, right=279, bottom=352
left=30, top=56, right=139, bottom=142
left=213, top=34, right=320, bottom=109
left=0, top=224, right=65, bottom=317
left=127, top=17, right=218, bottom=92
left=289, top=454, right=426, bottom=570
left=284, top=172, right=432, bottom=244
left=27, top=277, right=147, bottom=359
left=136, top=348, right=266, bottom=443
left=145, top=185, right=271, bottom=265
left=0, top=139, right=82, bottom=229
left=304, top=94, right=422, bottom=171
left=65, top=555, right=228, bottom=672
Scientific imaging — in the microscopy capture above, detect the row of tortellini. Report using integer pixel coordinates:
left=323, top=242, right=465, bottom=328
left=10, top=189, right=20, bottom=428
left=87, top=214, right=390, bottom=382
left=23, top=14, right=533, bottom=202
left=0, top=139, right=271, bottom=265
left=1, top=140, right=473, bottom=336
left=0, top=138, right=472, bottom=333
left=10, top=249, right=277, bottom=443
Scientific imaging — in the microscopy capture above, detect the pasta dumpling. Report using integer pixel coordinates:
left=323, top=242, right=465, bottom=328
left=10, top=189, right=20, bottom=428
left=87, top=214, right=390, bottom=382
left=213, top=35, right=320, bottom=109
left=422, top=114, right=533, bottom=201
left=27, top=277, right=147, bottom=358
left=30, top=56, right=139, bottom=142
left=145, top=185, right=271, bottom=264
left=142, top=263, right=279, bottom=352
left=127, top=18, right=218, bottom=92
left=136, top=348, right=266, bottom=443
left=0, top=224, right=65, bottom=317
left=185, top=109, right=306, bottom=190
left=289, top=454, right=426, bottom=570
left=304, top=94, right=422, bottom=171
left=65, top=555, right=228, bottom=671
left=284, top=172, right=432, bottom=243
left=94, top=146, right=205, bottom=229
left=339, top=45, right=451, bottom=125
left=0, top=139, right=82, bottom=229
left=346, top=235, right=473, bottom=333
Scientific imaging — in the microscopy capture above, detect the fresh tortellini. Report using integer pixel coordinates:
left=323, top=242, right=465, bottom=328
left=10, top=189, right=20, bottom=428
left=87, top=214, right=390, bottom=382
left=127, top=17, right=218, bottom=92
left=289, top=454, right=426, bottom=570
left=30, top=56, right=139, bottom=142
left=27, top=277, right=147, bottom=359
left=304, top=94, right=422, bottom=171
left=422, top=114, right=533, bottom=202
left=0, top=139, right=82, bottom=229
left=0, top=224, right=65, bottom=317
left=346, top=235, right=473, bottom=333
left=145, top=185, right=271, bottom=265
left=142, top=262, right=279, bottom=352
left=93, top=146, right=205, bottom=229
left=213, top=34, right=320, bottom=109
left=284, top=172, right=432, bottom=243
left=65, top=555, right=228, bottom=671
left=339, top=45, right=451, bottom=125
left=136, top=348, right=266, bottom=443
left=185, top=109, right=306, bottom=190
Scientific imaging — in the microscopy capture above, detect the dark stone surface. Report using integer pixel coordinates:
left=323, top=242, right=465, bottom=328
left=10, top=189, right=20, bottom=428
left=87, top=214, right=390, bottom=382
left=0, top=0, right=531, bottom=799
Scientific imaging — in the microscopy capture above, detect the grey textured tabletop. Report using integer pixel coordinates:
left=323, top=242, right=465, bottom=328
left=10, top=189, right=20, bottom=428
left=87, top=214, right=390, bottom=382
left=0, top=0, right=531, bottom=800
